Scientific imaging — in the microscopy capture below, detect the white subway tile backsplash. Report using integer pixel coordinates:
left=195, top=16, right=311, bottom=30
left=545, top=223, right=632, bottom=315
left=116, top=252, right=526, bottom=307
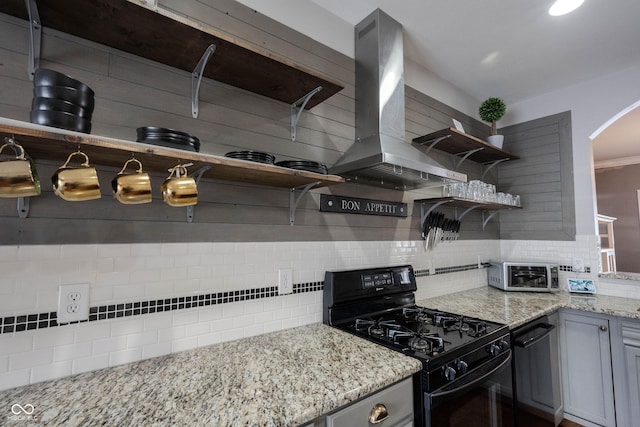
left=73, top=354, right=110, bottom=375
left=60, top=244, right=98, bottom=259
left=130, top=244, right=162, bottom=257
left=33, top=328, right=75, bottom=349
left=110, top=319, right=144, bottom=337
left=75, top=323, right=112, bottom=343
left=185, top=322, right=210, bottom=338
left=158, top=326, right=186, bottom=343
left=173, top=311, right=199, bottom=327
left=0, top=369, right=31, bottom=391
left=197, top=331, right=223, bottom=348
left=97, top=244, right=131, bottom=258
left=31, top=360, right=73, bottom=384
left=142, top=341, right=172, bottom=359
left=109, top=347, right=142, bottom=366
left=53, top=342, right=93, bottom=362
left=2, top=236, right=633, bottom=393
left=92, top=336, right=127, bottom=355
left=171, top=336, right=198, bottom=353
left=10, top=348, right=53, bottom=370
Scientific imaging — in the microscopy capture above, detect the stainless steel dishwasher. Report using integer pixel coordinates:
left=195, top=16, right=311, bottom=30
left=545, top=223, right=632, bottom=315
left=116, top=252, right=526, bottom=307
left=511, top=312, right=563, bottom=426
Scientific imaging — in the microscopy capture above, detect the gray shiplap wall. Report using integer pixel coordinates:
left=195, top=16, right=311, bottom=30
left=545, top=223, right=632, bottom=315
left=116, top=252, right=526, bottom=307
left=0, top=0, right=553, bottom=245
left=497, top=111, right=575, bottom=240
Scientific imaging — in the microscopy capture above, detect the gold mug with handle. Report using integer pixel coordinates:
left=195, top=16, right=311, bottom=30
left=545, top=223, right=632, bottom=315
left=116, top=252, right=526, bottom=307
left=51, top=150, right=101, bottom=201
left=112, top=158, right=152, bottom=204
left=162, top=163, right=198, bottom=207
left=0, top=137, right=41, bottom=198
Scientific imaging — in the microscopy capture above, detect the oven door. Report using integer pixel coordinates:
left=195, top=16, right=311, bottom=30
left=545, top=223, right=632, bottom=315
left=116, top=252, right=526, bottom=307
left=425, top=350, right=514, bottom=427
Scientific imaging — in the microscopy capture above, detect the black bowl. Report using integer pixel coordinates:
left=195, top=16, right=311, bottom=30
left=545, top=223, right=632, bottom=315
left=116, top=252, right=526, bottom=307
left=30, top=110, right=92, bottom=134
left=136, top=126, right=192, bottom=139
left=31, top=97, right=92, bottom=119
left=34, top=68, right=95, bottom=96
left=33, top=85, right=95, bottom=111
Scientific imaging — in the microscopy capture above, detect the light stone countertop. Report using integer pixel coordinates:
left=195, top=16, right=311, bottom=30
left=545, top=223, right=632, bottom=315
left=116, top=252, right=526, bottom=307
left=417, top=286, right=640, bottom=329
left=0, top=323, right=422, bottom=427
left=4, top=287, right=640, bottom=427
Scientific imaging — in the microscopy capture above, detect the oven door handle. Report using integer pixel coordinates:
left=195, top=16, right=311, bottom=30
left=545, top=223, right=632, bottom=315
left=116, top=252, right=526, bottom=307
left=514, top=323, right=555, bottom=348
left=429, top=350, right=512, bottom=406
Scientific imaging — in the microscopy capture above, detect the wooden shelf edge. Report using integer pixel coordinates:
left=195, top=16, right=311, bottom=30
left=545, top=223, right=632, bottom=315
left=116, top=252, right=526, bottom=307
left=412, top=128, right=520, bottom=162
left=0, top=118, right=344, bottom=190
left=414, top=196, right=522, bottom=210
left=0, top=0, right=344, bottom=109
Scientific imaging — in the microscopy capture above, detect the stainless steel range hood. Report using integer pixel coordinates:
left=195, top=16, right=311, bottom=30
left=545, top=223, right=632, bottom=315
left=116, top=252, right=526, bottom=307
left=330, top=9, right=466, bottom=190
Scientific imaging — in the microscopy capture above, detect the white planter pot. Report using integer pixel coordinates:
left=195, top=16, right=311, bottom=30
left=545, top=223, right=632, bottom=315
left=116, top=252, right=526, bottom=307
left=487, top=135, right=504, bottom=149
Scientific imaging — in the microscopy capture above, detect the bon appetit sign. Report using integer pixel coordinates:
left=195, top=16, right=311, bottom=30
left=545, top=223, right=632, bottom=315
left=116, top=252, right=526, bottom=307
left=320, top=194, right=407, bottom=218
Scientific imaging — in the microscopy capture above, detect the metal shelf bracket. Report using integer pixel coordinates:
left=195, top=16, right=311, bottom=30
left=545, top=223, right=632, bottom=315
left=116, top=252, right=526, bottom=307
left=481, top=158, right=510, bottom=180
left=186, top=165, right=212, bottom=223
left=455, top=205, right=480, bottom=221
left=415, top=135, right=451, bottom=155
left=289, top=181, right=319, bottom=226
left=291, top=86, right=322, bottom=141
left=419, top=200, right=453, bottom=225
left=482, top=210, right=499, bottom=229
left=191, top=44, right=216, bottom=118
left=454, top=148, right=484, bottom=171
left=26, top=0, right=41, bottom=81
left=17, top=196, right=30, bottom=218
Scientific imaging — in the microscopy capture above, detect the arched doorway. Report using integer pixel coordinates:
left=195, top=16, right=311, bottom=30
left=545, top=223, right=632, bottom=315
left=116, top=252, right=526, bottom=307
left=591, top=101, right=640, bottom=274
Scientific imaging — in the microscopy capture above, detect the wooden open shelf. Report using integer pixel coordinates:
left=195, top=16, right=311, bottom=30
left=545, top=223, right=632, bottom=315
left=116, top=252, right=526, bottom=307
left=412, top=128, right=519, bottom=164
left=0, top=0, right=343, bottom=109
left=0, top=118, right=344, bottom=190
left=414, top=196, right=521, bottom=211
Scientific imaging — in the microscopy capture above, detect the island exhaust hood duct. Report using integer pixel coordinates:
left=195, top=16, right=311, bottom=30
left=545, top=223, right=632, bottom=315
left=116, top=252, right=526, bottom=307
left=329, top=9, right=467, bottom=190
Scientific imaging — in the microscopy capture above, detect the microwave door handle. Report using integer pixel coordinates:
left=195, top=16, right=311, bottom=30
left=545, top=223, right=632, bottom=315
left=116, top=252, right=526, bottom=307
left=429, top=350, right=512, bottom=405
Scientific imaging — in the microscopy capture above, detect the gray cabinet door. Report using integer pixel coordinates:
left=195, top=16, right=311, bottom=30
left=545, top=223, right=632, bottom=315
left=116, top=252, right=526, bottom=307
left=559, top=310, right=616, bottom=426
left=624, top=345, right=640, bottom=422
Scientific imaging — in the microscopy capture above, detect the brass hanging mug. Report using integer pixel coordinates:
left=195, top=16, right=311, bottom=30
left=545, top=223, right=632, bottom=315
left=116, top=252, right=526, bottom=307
left=162, top=164, right=197, bottom=207
left=51, top=150, right=101, bottom=201
left=112, top=158, right=152, bottom=204
left=0, top=137, right=41, bottom=198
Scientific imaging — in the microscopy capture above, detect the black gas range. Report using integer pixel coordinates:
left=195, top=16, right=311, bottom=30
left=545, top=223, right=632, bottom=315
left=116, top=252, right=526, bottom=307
left=323, top=265, right=514, bottom=427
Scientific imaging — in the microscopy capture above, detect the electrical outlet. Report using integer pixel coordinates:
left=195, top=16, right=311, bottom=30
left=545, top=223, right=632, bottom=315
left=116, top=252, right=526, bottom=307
left=572, top=256, right=585, bottom=273
left=278, top=269, right=293, bottom=295
left=57, top=283, right=90, bottom=323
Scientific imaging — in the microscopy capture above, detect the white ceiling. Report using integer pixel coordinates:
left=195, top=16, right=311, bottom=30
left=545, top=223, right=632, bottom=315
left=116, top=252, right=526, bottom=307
left=306, top=0, right=640, bottom=164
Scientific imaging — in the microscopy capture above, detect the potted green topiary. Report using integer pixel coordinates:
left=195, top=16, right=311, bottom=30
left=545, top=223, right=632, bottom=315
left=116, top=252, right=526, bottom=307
left=479, top=97, right=506, bottom=148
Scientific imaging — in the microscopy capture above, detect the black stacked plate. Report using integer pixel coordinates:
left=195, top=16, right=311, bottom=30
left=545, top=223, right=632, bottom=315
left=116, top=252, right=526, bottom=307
left=275, top=160, right=328, bottom=174
left=30, top=69, right=94, bottom=133
left=225, top=150, right=275, bottom=165
left=136, top=126, right=200, bottom=152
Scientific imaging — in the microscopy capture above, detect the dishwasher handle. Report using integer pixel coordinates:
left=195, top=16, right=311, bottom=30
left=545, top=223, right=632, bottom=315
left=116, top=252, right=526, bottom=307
left=513, top=322, right=555, bottom=348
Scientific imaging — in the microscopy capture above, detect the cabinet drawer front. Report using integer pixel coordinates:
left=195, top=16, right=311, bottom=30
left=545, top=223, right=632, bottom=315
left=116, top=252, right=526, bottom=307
left=326, top=378, right=413, bottom=427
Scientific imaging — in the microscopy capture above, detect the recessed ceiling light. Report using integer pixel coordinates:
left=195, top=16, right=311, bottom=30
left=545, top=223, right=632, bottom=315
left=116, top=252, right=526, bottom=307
left=549, top=0, right=584, bottom=16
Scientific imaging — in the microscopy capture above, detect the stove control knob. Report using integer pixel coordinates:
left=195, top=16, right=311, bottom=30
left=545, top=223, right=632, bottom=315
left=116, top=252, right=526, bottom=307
left=498, top=339, right=510, bottom=351
left=489, top=342, right=501, bottom=356
left=443, top=365, right=456, bottom=381
left=456, top=360, right=469, bottom=374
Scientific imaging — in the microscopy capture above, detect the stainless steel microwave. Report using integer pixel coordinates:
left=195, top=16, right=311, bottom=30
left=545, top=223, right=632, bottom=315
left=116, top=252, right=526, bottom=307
left=488, top=261, right=559, bottom=292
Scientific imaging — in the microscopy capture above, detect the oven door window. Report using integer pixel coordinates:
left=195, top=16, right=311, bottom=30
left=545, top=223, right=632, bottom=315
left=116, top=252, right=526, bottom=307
left=426, top=351, right=514, bottom=427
